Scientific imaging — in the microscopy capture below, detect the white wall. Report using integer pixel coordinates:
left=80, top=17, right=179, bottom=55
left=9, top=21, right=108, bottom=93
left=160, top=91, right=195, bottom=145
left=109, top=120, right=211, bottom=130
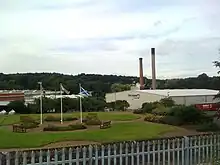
left=105, top=90, right=164, bottom=110
left=171, top=95, right=217, bottom=105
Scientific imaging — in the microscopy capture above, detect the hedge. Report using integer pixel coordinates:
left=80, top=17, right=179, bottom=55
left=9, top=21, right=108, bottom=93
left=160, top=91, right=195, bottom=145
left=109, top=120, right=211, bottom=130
left=144, top=113, right=163, bottom=123
left=43, top=124, right=87, bottom=131
left=144, top=113, right=183, bottom=126
left=84, top=113, right=101, bottom=125
left=20, top=116, right=36, bottom=123
left=159, top=116, right=183, bottom=126
left=20, top=122, right=39, bottom=129
left=44, top=115, right=78, bottom=122
left=196, top=122, right=220, bottom=132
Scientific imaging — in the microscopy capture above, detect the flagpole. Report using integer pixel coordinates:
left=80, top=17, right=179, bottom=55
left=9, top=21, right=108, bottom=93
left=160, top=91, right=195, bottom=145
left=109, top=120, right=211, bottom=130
left=38, top=82, right=43, bottom=125
left=60, top=83, right=63, bottom=124
left=79, top=83, right=83, bottom=123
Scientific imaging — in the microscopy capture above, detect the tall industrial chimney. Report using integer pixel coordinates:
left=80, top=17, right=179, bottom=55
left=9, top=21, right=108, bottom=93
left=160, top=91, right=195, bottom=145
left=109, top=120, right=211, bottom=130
left=139, top=57, right=144, bottom=90
left=151, top=48, right=156, bottom=89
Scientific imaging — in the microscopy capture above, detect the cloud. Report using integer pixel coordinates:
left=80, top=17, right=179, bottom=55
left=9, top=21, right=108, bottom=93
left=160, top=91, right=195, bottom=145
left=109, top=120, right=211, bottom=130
left=0, top=0, right=220, bottom=78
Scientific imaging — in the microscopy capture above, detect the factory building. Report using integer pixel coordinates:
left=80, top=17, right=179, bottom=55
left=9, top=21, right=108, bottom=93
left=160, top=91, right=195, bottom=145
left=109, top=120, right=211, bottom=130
left=106, top=47, right=220, bottom=110
left=105, top=89, right=220, bottom=110
left=0, top=91, right=24, bottom=108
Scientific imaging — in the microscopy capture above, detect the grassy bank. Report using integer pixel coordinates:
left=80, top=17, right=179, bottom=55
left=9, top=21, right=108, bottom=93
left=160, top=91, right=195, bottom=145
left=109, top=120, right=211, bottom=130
left=0, top=122, right=176, bottom=149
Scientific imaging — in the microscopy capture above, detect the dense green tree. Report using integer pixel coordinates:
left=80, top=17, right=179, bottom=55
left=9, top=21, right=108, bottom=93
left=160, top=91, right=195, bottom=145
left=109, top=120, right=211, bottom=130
left=111, top=83, right=131, bottom=92
left=27, top=97, right=107, bottom=113
left=7, top=100, right=31, bottom=114
left=106, top=100, right=130, bottom=111
left=0, top=72, right=220, bottom=97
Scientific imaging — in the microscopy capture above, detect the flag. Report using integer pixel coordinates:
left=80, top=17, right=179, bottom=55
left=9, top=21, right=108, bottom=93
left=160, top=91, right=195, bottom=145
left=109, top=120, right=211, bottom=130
left=60, top=83, right=70, bottom=94
left=79, top=86, right=91, bottom=96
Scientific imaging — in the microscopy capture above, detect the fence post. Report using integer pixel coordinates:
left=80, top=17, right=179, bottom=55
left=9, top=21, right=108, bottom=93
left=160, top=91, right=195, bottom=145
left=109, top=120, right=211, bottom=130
left=184, top=136, right=190, bottom=165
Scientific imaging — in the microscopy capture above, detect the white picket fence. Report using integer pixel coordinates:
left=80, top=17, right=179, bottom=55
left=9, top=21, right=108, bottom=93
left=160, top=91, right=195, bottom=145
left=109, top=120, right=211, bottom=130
left=1, top=133, right=220, bottom=165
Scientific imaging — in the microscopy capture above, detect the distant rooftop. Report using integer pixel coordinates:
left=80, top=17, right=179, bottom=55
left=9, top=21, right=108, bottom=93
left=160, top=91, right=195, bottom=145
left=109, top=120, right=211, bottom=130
left=136, top=89, right=220, bottom=97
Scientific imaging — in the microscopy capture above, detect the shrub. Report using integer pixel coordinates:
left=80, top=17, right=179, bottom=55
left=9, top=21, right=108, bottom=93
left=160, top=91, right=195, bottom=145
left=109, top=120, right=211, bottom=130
left=144, top=113, right=163, bottom=123
left=133, top=109, right=144, bottom=114
left=44, top=115, right=78, bottom=122
left=85, top=119, right=101, bottom=125
left=152, top=105, right=170, bottom=116
left=43, top=124, right=87, bottom=131
left=160, top=116, right=183, bottom=126
left=144, top=113, right=183, bottom=126
left=141, top=102, right=158, bottom=113
left=168, top=105, right=205, bottom=124
left=196, top=122, right=220, bottom=132
left=20, top=122, right=39, bottom=129
left=159, top=97, right=175, bottom=107
left=84, top=113, right=101, bottom=125
left=20, top=116, right=36, bottom=123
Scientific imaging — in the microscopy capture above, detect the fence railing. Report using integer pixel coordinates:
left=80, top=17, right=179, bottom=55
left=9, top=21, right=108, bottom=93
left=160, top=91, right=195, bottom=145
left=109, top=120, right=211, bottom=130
left=0, top=133, right=220, bottom=165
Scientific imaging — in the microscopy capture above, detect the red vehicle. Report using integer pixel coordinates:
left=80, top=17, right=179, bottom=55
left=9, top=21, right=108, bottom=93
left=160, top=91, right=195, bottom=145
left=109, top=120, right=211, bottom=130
left=195, top=103, right=220, bottom=111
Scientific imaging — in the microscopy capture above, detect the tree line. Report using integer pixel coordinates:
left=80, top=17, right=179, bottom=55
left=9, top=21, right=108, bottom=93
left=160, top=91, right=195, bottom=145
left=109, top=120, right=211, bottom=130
left=7, top=97, right=130, bottom=114
left=0, top=72, right=220, bottom=97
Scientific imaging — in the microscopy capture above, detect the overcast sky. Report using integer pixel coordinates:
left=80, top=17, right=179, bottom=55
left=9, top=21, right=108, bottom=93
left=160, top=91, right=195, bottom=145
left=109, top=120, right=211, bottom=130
left=0, top=0, right=220, bottom=78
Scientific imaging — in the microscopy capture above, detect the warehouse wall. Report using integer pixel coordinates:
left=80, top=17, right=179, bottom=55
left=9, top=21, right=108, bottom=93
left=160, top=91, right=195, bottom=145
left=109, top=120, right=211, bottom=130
left=171, top=95, right=217, bottom=105
left=105, top=90, right=164, bottom=110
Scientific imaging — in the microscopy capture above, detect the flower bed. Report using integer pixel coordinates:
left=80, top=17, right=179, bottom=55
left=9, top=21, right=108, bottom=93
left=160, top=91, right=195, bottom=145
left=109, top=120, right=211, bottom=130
left=43, top=124, right=87, bottom=131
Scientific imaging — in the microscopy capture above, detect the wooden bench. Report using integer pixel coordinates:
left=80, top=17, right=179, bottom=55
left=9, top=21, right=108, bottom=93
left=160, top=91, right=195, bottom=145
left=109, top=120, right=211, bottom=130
left=13, top=124, right=26, bottom=133
left=100, top=121, right=111, bottom=129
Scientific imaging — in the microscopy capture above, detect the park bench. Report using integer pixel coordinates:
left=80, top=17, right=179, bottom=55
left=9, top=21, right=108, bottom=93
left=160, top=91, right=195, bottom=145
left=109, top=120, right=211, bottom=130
left=100, top=120, right=111, bottom=129
left=13, top=124, right=26, bottom=133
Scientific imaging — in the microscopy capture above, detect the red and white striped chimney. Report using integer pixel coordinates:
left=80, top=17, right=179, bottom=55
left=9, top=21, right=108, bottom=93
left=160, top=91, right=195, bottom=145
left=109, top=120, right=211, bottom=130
left=139, top=57, right=144, bottom=90
left=151, top=48, right=156, bottom=90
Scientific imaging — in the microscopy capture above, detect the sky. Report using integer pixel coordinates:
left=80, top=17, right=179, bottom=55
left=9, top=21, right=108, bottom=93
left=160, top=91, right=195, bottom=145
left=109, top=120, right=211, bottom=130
left=0, top=0, right=220, bottom=79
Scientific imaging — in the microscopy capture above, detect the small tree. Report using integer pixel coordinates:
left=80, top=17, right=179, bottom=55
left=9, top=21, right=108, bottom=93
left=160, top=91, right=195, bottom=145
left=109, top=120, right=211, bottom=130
left=7, top=100, right=31, bottom=114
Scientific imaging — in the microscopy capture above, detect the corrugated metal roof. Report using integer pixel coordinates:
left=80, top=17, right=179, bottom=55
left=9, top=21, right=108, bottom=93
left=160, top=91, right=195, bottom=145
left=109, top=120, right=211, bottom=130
left=0, top=101, right=10, bottom=106
left=136, top=89, right=220, bottom=97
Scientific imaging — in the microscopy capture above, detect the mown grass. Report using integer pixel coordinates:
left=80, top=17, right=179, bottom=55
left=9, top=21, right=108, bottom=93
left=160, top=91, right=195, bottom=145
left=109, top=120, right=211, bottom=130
left=0, top=112, right=140, bottom=126
left=0, top=122, right=177, bottom=149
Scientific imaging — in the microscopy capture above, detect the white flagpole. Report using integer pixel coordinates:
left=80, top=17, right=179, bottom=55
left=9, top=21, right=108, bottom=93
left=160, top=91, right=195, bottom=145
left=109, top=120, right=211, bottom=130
left=79, top=83, right=83, bottom=123
left=60, top=83, right=63, bottom=124
left=38, top=82, right=43, bottom=125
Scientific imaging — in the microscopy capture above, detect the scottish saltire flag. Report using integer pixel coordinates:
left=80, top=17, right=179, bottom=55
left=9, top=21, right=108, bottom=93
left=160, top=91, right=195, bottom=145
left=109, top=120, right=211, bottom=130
left=79, top=86, right=91, bottom=96
left=60, top=83, right=70, bottom=94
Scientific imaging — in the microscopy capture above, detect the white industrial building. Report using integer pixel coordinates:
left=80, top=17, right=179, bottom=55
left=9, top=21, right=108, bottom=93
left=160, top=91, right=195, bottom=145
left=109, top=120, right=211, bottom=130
left=105, top=89, right=220, bottom=110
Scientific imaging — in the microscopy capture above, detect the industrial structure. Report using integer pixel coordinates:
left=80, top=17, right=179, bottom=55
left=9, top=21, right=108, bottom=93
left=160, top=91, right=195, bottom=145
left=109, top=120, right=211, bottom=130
left=105, top=47, right=220, bottom=110
left=106, top=88, right=220, bottom=110
left=0, top=91, right=24, bottom=107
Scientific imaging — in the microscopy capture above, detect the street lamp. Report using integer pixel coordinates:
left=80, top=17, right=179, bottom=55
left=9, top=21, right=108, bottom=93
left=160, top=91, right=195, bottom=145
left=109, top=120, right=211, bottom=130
left=38, top=82, right=43, bottom=125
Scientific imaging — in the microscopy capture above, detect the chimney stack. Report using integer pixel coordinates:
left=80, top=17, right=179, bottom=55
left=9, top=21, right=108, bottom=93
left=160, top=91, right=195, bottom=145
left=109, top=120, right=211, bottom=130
left=151, top=48, right=156, bottom=89
left=139, top=57, right=144, bottom=90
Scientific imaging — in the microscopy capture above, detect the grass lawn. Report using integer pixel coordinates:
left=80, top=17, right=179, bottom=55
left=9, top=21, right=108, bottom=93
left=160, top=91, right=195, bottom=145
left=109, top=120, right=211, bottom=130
left=0, top=121, right=177, bottom=149
left=0, top=112, right=140, bottom=126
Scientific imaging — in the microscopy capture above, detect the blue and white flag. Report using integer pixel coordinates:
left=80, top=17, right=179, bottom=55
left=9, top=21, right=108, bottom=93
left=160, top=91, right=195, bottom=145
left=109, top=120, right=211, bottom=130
left=79, top=86, right=91, bottom=97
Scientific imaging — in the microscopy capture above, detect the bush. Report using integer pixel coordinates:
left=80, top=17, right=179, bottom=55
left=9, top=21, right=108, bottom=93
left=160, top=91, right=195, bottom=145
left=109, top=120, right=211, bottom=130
left=20, top=116, right=36, bottom=123
left=168, top=105, right=205, bottom=124
left=84, top=113, right=101, bottom=125
left=160, top=116, right=183, bottom=126
left=85, top=119, right=101, bottom=125
left=159, top=97, right=175, bottom=107
left=144, top=113, right=163, bottom=123
left=152, top=105, right=170, bottom=116
left=44, top=115, right=78, bottom=122
left=144, top=113, right=183, bottom=126
left=196, top=122, right=220, bottom=132
left=133, top=109, right=144, bottom=114
left=142, top=102, right=157, bottom=113
left=43, top=124, right=87, bottom=131
left=20, top=122, right=39, bottom=129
